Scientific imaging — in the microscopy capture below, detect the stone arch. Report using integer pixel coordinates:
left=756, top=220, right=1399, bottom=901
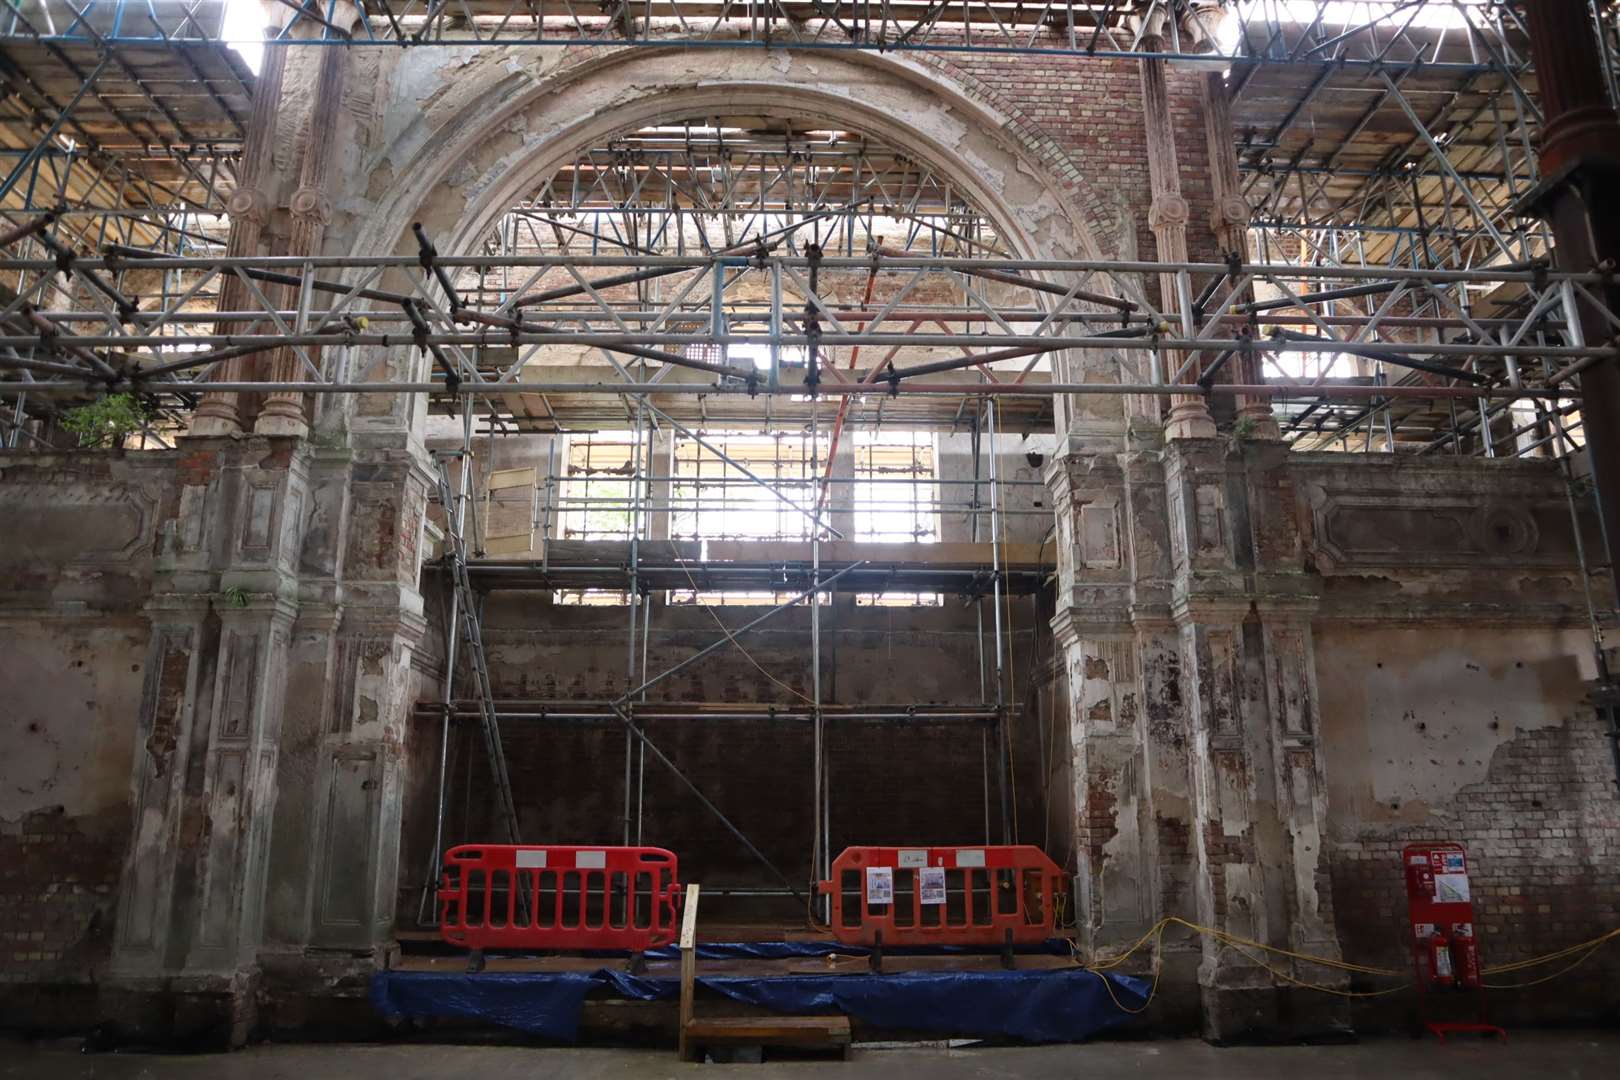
left=332, top=45, right=1131, bottom=437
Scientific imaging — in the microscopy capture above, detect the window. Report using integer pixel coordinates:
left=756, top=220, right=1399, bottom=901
left=670, top=430, right=827, bottom=542
left=560, top=432, right=638, bottom=540
left=555, top=589, right=630, bottom=606
left=856, top=592, right=943, bottom=607
left=853, top=430, right=939, bottom=543
left=669, top=589, right=829, bottom=607
left=1265, top=349, right=1354, bottom=382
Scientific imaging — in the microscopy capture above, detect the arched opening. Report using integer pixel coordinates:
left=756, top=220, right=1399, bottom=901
left=395, top=89, right=1087, bottom=929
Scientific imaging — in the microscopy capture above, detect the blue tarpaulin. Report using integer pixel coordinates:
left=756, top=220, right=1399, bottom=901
left=371, top=953, right=1148, bottom=1043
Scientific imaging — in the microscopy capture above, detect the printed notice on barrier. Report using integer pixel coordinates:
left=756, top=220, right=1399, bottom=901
left=866, top=866, right=894, bottom=905
left=1435, top=873, right=1471, bottom=903
left=898, top=849, right=929, bottom=868
left=919, top=866, right=947, bottom=905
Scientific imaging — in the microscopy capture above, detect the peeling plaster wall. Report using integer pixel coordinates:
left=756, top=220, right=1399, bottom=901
left=1318, top=624, right=1620, bottom=1027
left=0, top=623, right=145, bottom=985
left=317, top=43, right=1224, bottom=444
left=0, top=452, right=173, bottom=992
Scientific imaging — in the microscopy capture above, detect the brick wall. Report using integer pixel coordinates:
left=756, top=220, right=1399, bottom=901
left=1317, top=624, right=1620, bottom=1027
left=400, top=596, right=1060, bottom=923
left=924, top=52, right=1224, bottom=269
left=0, top=806, right=125, bottom=985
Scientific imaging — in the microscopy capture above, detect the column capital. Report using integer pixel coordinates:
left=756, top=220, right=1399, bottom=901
left=225, top=187, right=270, bottom=227
left=1149, top=193, right=1191, bottom=231
left=288, top=185, right=333, bottom=227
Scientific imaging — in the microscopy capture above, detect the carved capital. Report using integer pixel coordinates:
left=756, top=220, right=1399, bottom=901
left=1179, top=1, right=1230, bottom=54
left=1212, top=193, right=1251, bottom=232
left=289, top=186, right=332, bottom=226
left=225, top=187, right=269, bottom=226
left=1148, top=193, right=1190, bottom=231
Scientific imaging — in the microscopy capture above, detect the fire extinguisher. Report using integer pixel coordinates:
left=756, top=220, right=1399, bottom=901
left=1451, top=923, right=1482, bottom=989
left=1427, top=925, right=1455, bottom=988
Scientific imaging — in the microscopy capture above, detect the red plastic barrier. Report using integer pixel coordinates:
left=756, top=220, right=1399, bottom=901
left=816, top=845, right=1066, bottom=948
left=438, top=844, right=682, bottom=952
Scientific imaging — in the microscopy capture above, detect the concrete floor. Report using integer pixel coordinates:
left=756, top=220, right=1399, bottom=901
left=3, top=1033, right=1617, bottom=1079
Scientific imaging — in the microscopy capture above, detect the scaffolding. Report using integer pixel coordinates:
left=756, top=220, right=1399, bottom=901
left=3, top=0, right=1618, bottom=913
left=2, top=2, right=1609, bottom=455
left=413, top=386, right=1044, bottom=916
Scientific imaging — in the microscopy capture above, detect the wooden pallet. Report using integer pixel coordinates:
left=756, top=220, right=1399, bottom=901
left=682, top=1016, right=853, bottom=1061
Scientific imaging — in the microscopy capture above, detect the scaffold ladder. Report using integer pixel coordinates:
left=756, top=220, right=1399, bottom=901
left=434, top=452, right=523, bottom=845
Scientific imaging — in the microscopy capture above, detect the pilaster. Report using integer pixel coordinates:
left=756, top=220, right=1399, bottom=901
left=1163, top=438, right=1347, bottom=1041
left=256, top=11, right=358, bottom=438
left=1139, top=37, right=1216, bottom=440
left=190, top=14, right=289, bottom=437
left=107, top=437, right=310, bottom=1044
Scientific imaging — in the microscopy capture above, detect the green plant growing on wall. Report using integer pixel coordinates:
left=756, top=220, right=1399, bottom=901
left=222, top=585, right=249, bottom=609
left=59, top=394, right=148, bottom=449
left=1231, top=415, right=1258, bottom=443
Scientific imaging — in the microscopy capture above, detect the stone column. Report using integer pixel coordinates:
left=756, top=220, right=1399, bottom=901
left=1163, top=438, right=1347, bottom=1040
left=261, top=447, right=430, bottom=960
left=189, top=28, right=288, bottom=436
left=1047, top=455, right=1153, bottom=949
left=109, top=438, right=309, bottom=1045
left=255, top=8, right=357, bottom=437
left=1139, top=40, right=1216, bottom=440
left=1047, top=441, right=1206, bottom=1026
left=1200, top=68, right=1278, bottom=438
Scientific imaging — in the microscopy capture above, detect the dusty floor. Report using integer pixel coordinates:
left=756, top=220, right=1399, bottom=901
left=2, top=1033, right=1617, bottom=1078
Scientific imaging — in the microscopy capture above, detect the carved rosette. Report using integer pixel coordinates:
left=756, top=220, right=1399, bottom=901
left=225, top=187, right=269, bottom=228
left=1148, top=192, right=1190, bottom=233
left=289, top=186, right=333, bottom=227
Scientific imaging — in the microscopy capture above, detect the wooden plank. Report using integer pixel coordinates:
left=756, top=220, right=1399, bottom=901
left=677, top=882, right=701, bottom=1062
left=487, top=467, right=536, bottom=490
left=482, top=534, right=535, bottom=556
left=684, top=1015, right=852, bottom=1047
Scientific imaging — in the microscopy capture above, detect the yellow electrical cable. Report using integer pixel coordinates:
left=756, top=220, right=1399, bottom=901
left=1212, top=938, right=1412, bottom=999
left=1165, top=917, right=1406, bottom=976
left=1483, top=941, right=1612, bottom=989
left=1482, top=926, right=1620, bottom=974
left=1076, top=915, right=1620, bottom=1014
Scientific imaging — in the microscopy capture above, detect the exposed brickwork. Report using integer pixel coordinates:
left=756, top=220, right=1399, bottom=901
left=0, top=806, right=125, bottom=985
left=1329, top=708, right=1620, bottom=1027
left=921, top=51, right=1223, bottom=270
left=400, top=602, right=1057, bottom=923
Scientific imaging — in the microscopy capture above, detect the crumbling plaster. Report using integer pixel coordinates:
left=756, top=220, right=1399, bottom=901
left=316, top=46, right=1138, bottom=443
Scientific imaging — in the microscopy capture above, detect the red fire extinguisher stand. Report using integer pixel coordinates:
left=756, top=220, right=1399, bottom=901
left=1402, top=843, right=1505, bottom=1041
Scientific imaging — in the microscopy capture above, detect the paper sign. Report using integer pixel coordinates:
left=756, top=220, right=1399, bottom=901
left=1435, top=873, right=1471, bottom=903
left=1441, top=852, right=1467, bottom=873
left=898, top=849, right=929, bottom=868
left=919, top=866, right=947, bottom=905
left=866, top=866, right=894, bottom=905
